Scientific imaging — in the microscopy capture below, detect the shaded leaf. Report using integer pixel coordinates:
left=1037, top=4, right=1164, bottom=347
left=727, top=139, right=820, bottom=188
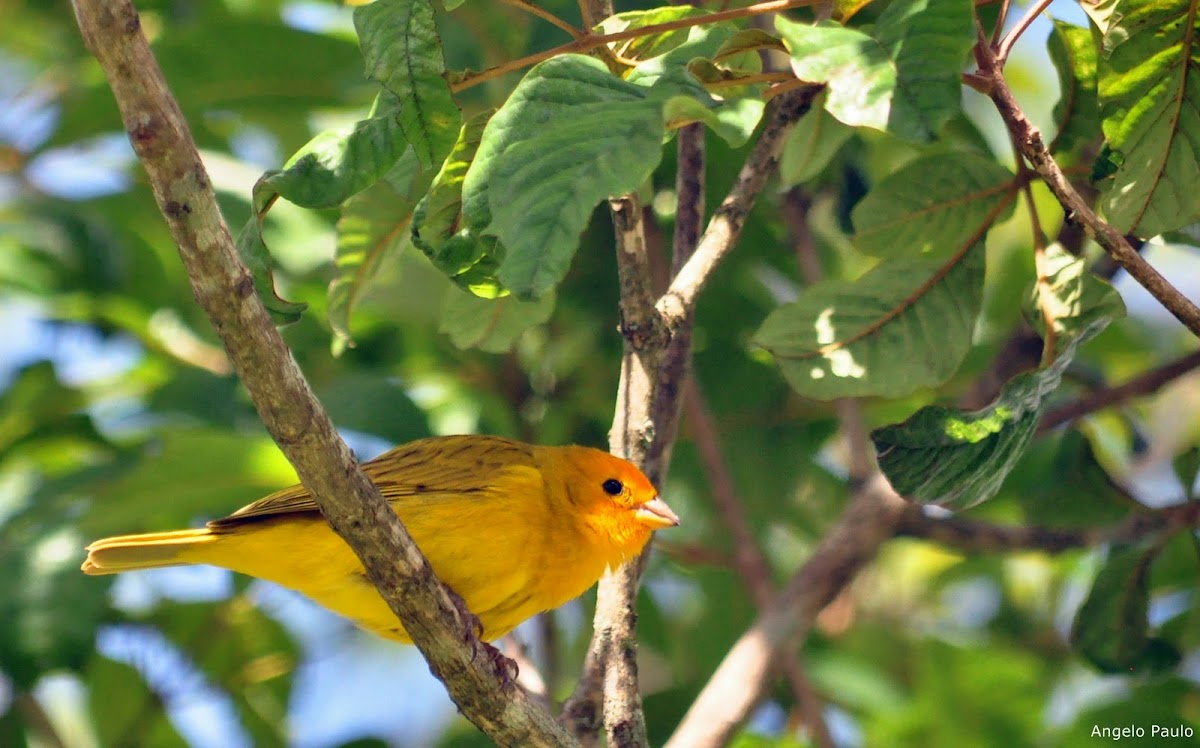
left=1048, top=20, right=1101, bottom=164
left=779, top=93, right=855, bottom=187
left=1098, top=1, right=1200, bottom=236
left=777, top=0, right=974, bottom=142
left=86, top=655, right=188, bottom=747
left=330, top=148, right=431, bottom=347
left=354, top=0, right=460, bottom=168
left=852, top=151, right=1016, bottom=258
left=412, top=111, right=506, bottom=297
left=873, top=317, right=1116, bottom=509
left=462, top=55, right=666, bottom=298
left=596, top=6, right=710, bottom=62
left=233, top=215, right=308, bottom=326
left=0, top=522, right=108, bottom=687
left=1071, top=541, right=1180, bottom=674
left=755, top=243, right=984, bottom=400
left=439, top=287, right=555, bottom=353
left=1026, top=243, right=1126, bottom=344
left=258, top=94, right=411, bottom=210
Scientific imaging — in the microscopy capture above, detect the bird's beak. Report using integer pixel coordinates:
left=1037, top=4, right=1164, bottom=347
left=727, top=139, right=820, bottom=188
left=634, top=496, right=680, bottom=530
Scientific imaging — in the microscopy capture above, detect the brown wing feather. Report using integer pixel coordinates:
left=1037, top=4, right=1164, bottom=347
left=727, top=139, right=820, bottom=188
left=208, top=435, right=537, bottom=529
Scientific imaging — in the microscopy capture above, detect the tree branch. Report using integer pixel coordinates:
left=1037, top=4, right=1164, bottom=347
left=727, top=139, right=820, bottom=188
left=683, top=379, right=835, bottom=748
left=657, top=86, right=820, bottom=332
left=974, top=37, right=1200, bottom=340
left=896, top=501, right=1200, bottom=553
left=1038, top=349, right=1200, bottom=434
left=665, top=474, right=908, bottom=748
left=70, top=2, right=574, bottom=744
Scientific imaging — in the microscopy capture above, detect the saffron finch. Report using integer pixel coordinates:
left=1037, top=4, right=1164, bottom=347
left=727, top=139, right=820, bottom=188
left=81, top=435, right=678, bottom=642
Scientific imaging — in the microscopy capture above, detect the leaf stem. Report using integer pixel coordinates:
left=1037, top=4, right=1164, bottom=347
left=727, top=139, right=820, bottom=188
left=995, top=0, right=1054, bottom=65
left=501, top=0, right=584, bottom=39
left=452, top=0, right=821, bottom=93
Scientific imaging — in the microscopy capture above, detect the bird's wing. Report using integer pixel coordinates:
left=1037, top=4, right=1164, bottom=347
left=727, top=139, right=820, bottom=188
left=208, top=435, right=538, bottom=528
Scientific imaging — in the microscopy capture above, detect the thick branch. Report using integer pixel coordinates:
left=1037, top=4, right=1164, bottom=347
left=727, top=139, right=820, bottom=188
left=975, top=41, right=1200, bottom=340
left=70, top=2, right=574, bottom=745
left=665, top=475, right=907, bottom=748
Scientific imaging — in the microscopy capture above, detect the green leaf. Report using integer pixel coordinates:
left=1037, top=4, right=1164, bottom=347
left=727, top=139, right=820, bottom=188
left=596, top=6, right=710, bottom=62
left=0, top=523, right=108, bottom=687
left=852, top=151, right=1016, bottom=258
left=1071, top=542, right=1181, bottom=674
left=779, top=93, right=855, bottom=187
left=354, top=0, right=460, bottom=169
left=1048, top=20, right=1101, bottom=164
left=259, top=94, right=411, bottom=210
left=87, top=655, right=188, bottom=747
left=661, top=95, right=766, bottom=148
left=462, top=55, right=667, bottom=298
left=872, top=317, right=1113, bottom=509
left=777, top=0, right=974, bottom=142
left=412, top=110, right=506, bottom=297
left=1025, top=243, right=1126, bottom=344
left=1172, top=446, right=1200, bottom=499
left=439, top=287, right=555, bottom=353
left=148, top=600, right=297, bottom=744
left=755, top=243, right=984, bottom=400
left=83, top=430, right=297, bottom=535
left=330, top=148, right=431, bottom=347
left=1097, top=1, right=1200, bottom=236
left=233, top=215, right=308, bottom=326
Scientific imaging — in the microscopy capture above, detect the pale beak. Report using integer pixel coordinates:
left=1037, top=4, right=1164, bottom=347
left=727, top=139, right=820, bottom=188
left=634, top=496, right=680, bottom=529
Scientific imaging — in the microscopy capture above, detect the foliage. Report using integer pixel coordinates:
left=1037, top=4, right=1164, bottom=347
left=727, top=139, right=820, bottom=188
left=2, top=0, right=1199, bottom=746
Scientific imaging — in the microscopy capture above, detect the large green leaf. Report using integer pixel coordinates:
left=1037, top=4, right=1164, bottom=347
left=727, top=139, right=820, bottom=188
left=330, top=148, right=431, bottom=347
left=438, top=287, right=556, bottom=353
left=354, top=0, right=460, bottom=169
left=461, top=55, right=667, bottom=299
left=411, top=111, right=506, bottom=298
left=852, top=151, right=1016, bottom=258
left=1098, top=1, right=1200, bottom=236
left=755, top=243, right=984, bottom=400
left=1070, top=541, right=1181, bottom=674
left=873, top=252, right=1124, bottom=509
left=776, top=0, right=974, bottom=142
left=1048, top=20, right=1101, bottom=164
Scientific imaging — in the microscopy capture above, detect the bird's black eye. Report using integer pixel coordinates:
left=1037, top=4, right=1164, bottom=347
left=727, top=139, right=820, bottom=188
left=602, top=478, right=624, bottom=496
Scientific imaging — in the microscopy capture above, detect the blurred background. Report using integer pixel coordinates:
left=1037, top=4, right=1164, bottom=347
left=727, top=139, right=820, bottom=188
left=2, top=1, right=1198, bottom=746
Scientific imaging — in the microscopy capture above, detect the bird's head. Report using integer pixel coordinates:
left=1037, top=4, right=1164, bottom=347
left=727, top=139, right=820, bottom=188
left=553, top=446, right=679, bottom=563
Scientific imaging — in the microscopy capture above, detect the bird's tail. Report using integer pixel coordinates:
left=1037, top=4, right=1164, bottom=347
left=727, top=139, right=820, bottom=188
left=81, top=528, right=216, bottom=575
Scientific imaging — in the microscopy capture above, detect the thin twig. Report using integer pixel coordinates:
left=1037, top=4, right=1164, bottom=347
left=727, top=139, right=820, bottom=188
left=452, top=0, right=823, bottom=93
left=501, top=0, right=584, bottom=39
left=897, top=500, right=1200, bottom=552
left=1038, top=349, right=1200, bottom=433
left=995, top=0, right=1054, bottom=65
left=16, top=692, right=66, bottom=748
left=974, top=34, right=1200, bottom=339
left=658, top=86, right=821, bottom=331
left=69, top=3, right=574, bottom=745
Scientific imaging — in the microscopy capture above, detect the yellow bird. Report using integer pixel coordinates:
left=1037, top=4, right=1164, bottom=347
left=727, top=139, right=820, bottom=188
left=82, top=435, right=678, bottom=642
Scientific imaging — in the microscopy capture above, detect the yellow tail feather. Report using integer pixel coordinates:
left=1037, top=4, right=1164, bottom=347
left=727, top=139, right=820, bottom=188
left=81, top=528, right=217, bottom=575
